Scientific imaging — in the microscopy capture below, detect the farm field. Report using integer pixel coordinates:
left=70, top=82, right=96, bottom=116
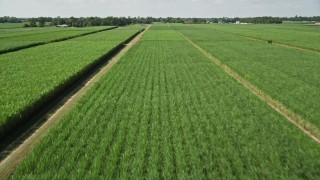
left=0, top=26, right=115, bottom=53
left=195, top=24, right=320, bottom=52
left=9, top=25, right=320, bottom=179
left=0, top=26, right=141, bottom=139
left=0, top=26, right=109, bottom=38
left=172, top=24, right=320, bottom=133
left=0, top=23, right=24, bottom=29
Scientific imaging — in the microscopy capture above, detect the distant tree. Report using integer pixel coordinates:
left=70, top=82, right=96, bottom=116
left=0, top=16, right=22, bottom=23
left=239, top=16, right=282, bottom=24
left=38, top=17, right=46, bottom=27
left=68, top=16, right=76, bottom=26
left=10, top=15, right=320, bottom=28
left=28, top=18, right=37, bottom=27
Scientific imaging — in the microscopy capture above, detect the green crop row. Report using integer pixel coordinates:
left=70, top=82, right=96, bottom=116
left=172, top=24, right=320, bottom=132
left=0, top=26, right=142, bottom=139
left=0, top=28, right=59, bottom=38
left=0, top=26, right=111, bottom=38
left=0, top=26, right=115, bottom=54
left=11, top=25, right=320, bottom=179
left=194, top=24, right=320, bottom=52
left=0, top=23, right=24, bottom=29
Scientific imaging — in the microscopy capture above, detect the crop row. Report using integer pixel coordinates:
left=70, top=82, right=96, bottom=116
left=0, top=27, right=60, bottom=38
left=0, top=26, right=115, bottom=54
left=194, top=24, right=320, bottom=52
left=172, top=24, right=320, bottom=132
left=0, top=26, right=142, bottom=139
left=0, top=23, right=24, bottom=29
left=11, top=25, right=320, bottom=179
left=0, top=26, right=110, bottom=38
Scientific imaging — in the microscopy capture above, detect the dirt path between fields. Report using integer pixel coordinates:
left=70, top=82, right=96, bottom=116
left=176, top=30, right=320, bottom=144
left=191, top=25, right=320, bottom=55
left=0, top=25, right=151, bottom=179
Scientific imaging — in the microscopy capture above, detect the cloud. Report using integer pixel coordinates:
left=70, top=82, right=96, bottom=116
left=191, top=0, right=225, bottom=3
left=0, top=0, right=319, bottom=17
left=215, top=0, right=225, bottom=4
left=285, top=3, right=299, bottom=9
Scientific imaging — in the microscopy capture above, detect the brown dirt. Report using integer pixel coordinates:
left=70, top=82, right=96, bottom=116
left=0, top=25, right=151, bottom=179
left=176, top=29, right=320, bottom=144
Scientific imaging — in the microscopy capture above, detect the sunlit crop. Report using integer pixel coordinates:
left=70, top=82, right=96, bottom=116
left=11, top=25, right=320, bottom=179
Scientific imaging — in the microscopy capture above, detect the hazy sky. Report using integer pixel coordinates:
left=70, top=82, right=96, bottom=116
left=0, top=0, right=319, bottom=18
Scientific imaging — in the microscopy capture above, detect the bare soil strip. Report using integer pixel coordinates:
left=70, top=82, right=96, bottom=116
left=176, top=30, right=320, bottom=144
left=191, top=25, right=320, bottom=55
left=0, top=25, right=150, bottom=179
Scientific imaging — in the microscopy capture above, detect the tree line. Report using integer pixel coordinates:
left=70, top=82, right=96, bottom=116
left=1, top=16, right=320, bottom=27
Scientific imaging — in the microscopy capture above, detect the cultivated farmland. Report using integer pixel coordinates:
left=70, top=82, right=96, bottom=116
left=172, top=24, right=320, bottom=133
left=0, top=26, right=141, bottom=139
left=0, top=26, right=115, bottom=54
left=0, top=23, right=24, bottom=29
left=8, top=25, right=320, bottom=179
left=195, top=24, right=320, bottom=52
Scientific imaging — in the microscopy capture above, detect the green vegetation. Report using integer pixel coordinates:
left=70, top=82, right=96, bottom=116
left=172, top=24, right=320, bottom=132
left=0, top=23, right=24, bottom=29
left=0, top=26, right=115, bottom=54
left=195, top=24, right=320, bottom=52
left=282, top=21, right=316, bottom=24
left=0, top=27, right=57, bottom=38
left=0, top=26, right=111, bottom=38
left=11, top=25, right=320, bottom=179
left=0, top=26, right=141, bottom=139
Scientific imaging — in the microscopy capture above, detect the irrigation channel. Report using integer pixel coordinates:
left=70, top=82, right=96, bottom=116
left=0, top=25, right=150, bottom=178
